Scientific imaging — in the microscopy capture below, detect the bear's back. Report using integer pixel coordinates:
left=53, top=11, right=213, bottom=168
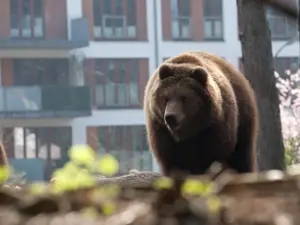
left=187, top=51, right=257, bottom=110
left=188, top=51, right=259, bottom=172
left=174, top=51, right=258, bottom=129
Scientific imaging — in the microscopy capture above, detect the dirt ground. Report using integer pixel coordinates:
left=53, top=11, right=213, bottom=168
left=1, top=165, right=300, bottom=225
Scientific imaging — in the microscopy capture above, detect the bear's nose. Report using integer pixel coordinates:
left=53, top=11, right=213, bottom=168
left=164, top=114, right=179, bottom=128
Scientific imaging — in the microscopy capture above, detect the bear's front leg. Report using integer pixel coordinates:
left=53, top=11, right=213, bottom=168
left=227, top=122, right=258, bottom=173
left=146, top=120, right=177, bottom=175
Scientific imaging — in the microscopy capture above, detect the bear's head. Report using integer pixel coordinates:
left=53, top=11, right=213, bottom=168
left=154, top=62, right=222, bottom=142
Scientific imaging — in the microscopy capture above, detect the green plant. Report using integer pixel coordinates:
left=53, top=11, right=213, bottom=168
left=284, top=136, right=300, bottom=166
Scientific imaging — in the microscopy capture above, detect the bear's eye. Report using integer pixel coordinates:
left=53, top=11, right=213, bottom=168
left=163, top=97, right=169, bottom=105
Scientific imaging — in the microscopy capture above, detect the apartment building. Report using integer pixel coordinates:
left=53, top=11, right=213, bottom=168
left=0, top=0, right=298, bottom=181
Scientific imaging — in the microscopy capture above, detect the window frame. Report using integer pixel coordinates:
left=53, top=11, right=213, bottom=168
left=170, top=0, right=192, bottom=40
left=239, top=57, right=299, bottom=77
left=12, top=58, right=69, bottom=86
left=93, top=0, right=138, bottom=40
left=265, top=7, right=297, bottom=40
left=10, top=0, right=45, bottom=39
left=94, top=58, right=141, bottom=109
left=4, top=126, right=71, bottom=160
left=274, top=57, right=299, bottom=78
left=203, top=0, right=224, bottom=41
left=97, top=125, right=151, bottom=172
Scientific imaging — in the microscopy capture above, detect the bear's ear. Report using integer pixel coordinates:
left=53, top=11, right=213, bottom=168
left=159, top=64, right=173, bottom=80
left=190, top=67, right=208, bottom=85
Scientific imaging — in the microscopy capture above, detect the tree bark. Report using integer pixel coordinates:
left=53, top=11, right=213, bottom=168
left=237, top=0, right=286, bottom=171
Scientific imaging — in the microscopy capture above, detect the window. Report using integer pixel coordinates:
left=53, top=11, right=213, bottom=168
left=239, top=57, right=299, bottom=79
left=274, top=57, right=299, bottom=79
left=4, top=127, right=71, bottom=160
left=3, top=127, right=71, bottom=181
left=203, top=0, right=223, bottom=40
left=97, top=126, right=151, bottom=172
left=171, top=0, right=191, bottom=39
left=10, top=0, right=44, bottom=38
left=13, top=59, right=69, bottom=86
left=93, top=0, right=137, bottom=39
left=266, top=7, right=297, bottom=40
left=94, top=59, right=140, bottom=108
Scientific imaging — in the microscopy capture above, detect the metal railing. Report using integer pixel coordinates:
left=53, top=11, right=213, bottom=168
left=0, top=86, right=91, bottom=117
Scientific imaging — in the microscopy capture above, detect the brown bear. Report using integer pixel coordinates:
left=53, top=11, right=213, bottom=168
left=144, top=51, right=258, bottom=175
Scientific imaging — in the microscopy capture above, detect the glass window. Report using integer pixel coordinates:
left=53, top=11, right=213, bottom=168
left=97, top=126, right=151, bottom=172
left=203, top=0, right=223, bottom=39
left=95, top=59, right=141, bottom=108
left=10, top=0, right=44, bottom=38
left=93, top=0, right=137, bottom=39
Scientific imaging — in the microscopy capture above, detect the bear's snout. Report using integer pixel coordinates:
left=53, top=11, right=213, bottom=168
left=164, top=113, right=184, bottom=130
left=164, top=114, right=178, bottom=128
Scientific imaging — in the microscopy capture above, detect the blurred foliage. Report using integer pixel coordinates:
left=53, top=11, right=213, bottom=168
left=6, top=169, right=27, bottom=186
left=0, top=144, right=221, bottom=216
left=285, top=136, right=300, bottom=166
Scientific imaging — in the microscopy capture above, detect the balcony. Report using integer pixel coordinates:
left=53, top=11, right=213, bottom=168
left=0, top=86, right=92, bottom=118
left=0, top=18, right=89, bottom=50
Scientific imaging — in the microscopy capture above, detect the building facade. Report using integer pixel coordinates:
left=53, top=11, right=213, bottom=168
left=0, top=0, right=298, bottom=180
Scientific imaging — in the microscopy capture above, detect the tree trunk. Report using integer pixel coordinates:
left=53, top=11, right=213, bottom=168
left=237, top=0, right=286, bottom=170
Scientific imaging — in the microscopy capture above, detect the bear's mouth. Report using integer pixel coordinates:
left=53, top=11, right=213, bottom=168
left=167, top=125, right=188, bottom=142
left=166, top=122, right=182, bottom=133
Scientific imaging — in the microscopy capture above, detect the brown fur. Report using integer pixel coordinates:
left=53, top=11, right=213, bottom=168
left=144, top=51, right=258, bottom=175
